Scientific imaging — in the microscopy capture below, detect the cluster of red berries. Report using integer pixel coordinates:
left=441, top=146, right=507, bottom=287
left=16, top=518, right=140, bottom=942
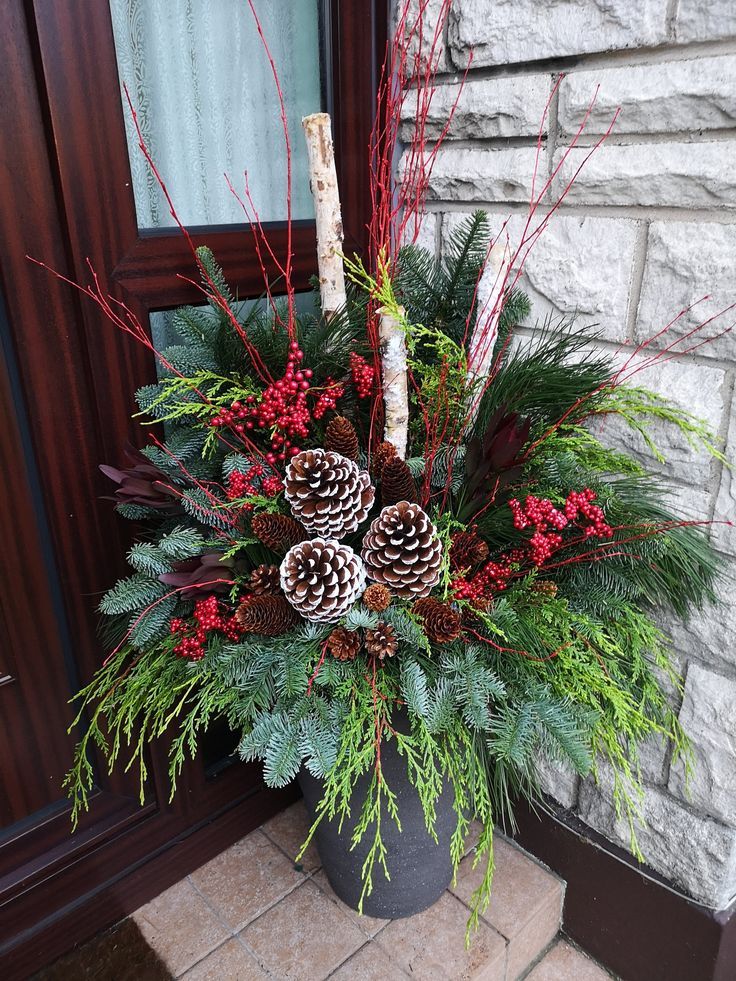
left=209, top=342, right=314, bottom=464
left=170, top=595, right=243, bottom=661
left=227, top=463, right=283, bottom=509
left=509, top=495, right=568, bottom=532
left=510, top=489, right=613, bottom=567
left=350, top=353, right=375, bottom=399
left=452, top=549, right=525, bottom=603
left=312, top=380, right=346, bottom=420
left=563, top=488, right=613, bottom=538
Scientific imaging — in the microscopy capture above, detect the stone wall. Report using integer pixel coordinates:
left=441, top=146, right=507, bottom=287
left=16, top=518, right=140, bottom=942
left=403, top=0, right=736, bottom=909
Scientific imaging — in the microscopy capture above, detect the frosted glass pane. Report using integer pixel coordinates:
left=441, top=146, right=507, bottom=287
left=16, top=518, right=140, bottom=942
left=109, top=0, right=323, bottom=229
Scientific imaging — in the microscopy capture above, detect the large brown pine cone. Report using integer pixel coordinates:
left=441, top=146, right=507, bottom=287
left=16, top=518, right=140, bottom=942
left=362, top=583, right=391, bottom=612
left=326, top=626, right=361, bottom=661
left=370, top=440, right=397, bottom=479
left=251, top=512, right=306, bottom=552
left=280, top=538, right=366, bottom=622
left=364, top=621, right=398, bottom=660
left=361, top=502, right=443, bottom=599
left=235, top=594, right=298, bottom=636
left=284, top=449, right=374, bottom=539
left=381, top=456, right=418, bottom=506
left=324, top=416, right=359, bottom=461
left=248, top=564, right=281, bottom=595
left=449, top=530, right=489, bottom=571
left=413, top=597, right=462, bottom=644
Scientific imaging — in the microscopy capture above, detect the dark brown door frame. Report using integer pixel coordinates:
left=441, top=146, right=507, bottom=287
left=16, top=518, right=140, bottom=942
left=0, top=2, right=387, bottom=976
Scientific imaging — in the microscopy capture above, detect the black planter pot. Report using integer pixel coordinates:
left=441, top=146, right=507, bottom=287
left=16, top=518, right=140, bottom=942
left=298, top=719, right=455, bottom=919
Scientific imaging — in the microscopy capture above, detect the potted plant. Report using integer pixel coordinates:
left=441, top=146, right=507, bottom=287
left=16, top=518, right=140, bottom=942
left=57, top=0, right=727, bottom=932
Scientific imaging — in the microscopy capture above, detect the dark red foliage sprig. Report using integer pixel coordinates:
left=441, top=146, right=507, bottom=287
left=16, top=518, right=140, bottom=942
left=170, top=595, right=244, bottom=661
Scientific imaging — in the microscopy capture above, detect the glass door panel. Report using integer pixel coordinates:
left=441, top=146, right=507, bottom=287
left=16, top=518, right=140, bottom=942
left=109, top=0, right=325, bottom=229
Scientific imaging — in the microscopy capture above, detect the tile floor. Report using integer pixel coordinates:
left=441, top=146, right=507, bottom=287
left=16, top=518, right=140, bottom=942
left=132, top=801, right=613, bottom=980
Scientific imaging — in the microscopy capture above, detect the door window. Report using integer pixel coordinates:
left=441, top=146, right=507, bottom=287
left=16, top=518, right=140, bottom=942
left=109, top=0, right=324, bottom=229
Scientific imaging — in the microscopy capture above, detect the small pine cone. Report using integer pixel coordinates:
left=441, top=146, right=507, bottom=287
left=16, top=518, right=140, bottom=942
left=280, top=538, right=366, bottom=622
left=284, top=449, right=374, bottom=539
left=326, top=626, right=361, bottom=661
left=449, top=530, right=490, bottom=571
left=534, top=580, right=558, bottom=598
left=365, top=621, right=398, bottom=660
left=324, top=415, right=360, bottom=461
left=362, top=583, right=392, bottom=613
left=361, top=502, right=443, bottom=599
left=248, top=564, right=281, bottom=595
left=381, top=456, right=418, bottom=506
left=236, top=594, right=298, bottom=636
left=370, top=440, right=397, bottom=479
left=251, top=512, right=306, bottom=553
left=413, top=597, right=462, bottom=644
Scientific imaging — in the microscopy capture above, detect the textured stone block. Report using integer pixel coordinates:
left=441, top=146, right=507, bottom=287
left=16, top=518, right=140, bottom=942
left=402, top=211, right=438, bottom=256
left=656, top=569, right=736, bottom=671
left=591, top=354, right=726, bottom=485
left=422, top=146, right=541, bottom=203
left=676, top=0, right=736, bottom=43
left=559, top=56, right=736, bottom=135
left=552, top=142, right=736, bottom=209
left=401, top=75, right=550, bottom=141
left=636, top=222, right=736, bottom=363
left=527, top=940, right=610, bottom=981
left=535, top=755, right=580, bottom=809
left=714, top=409, right=736, bottom=557
left=578, top=765, right=736, bottom=907
left=442, top=212, right=637, bottom=341
left=448, top=0, right=667, bottom=68
left=669, top=663, right=736, bottom=825
left=397, top=0, right=451, bottom=74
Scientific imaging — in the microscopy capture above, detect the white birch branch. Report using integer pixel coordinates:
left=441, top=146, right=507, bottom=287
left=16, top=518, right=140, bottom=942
left=379, top=305, right=409, bottom=459
left=466, top=239, right=513, bottom=421
left=302, top=112, right=347, bottom=320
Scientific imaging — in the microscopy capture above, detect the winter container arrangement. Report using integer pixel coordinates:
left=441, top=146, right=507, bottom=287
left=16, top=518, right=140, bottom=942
left=53, top=0, right=731, bottom=931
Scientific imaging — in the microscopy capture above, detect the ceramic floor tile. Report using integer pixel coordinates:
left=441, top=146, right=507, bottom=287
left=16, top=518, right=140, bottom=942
left=452, top=836, right=562, bottom=978
left=262, top=799, right=320, bottom=872
left=240, top=880, right=366, bottom=980
left=376, top=891, right=507, bottom=980
left=329, top=941, right=409, bottom=980
left=312, top=869, right=389, bottom=938
left=525, top=940, right=611, bottom=981
left=190, top=829, right=304, bottom=931
left=132, top=879, right=230, bottom=977
left=180, top=938, right=268, bottom=980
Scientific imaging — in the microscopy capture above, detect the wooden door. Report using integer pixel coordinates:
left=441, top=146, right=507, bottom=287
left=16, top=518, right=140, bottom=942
left=0, top=3, right=385, bottom=976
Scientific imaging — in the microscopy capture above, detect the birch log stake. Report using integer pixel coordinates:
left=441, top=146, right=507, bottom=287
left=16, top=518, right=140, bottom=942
left=379, top=305, right=409, bottom=459
left=467, top=239, right=513, bottom=422
left=302, top=112, right=347, bottom=320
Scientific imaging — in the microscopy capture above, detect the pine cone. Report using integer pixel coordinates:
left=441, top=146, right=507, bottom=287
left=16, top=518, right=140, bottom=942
left=370, top=440, right=397, bottom=479
left=251, top=512, right=307, bottom=553
left=363, top=583, right=391, bottom=612
left=413, top=597, right=462, bottom=644
left=326, top=626, right=361, bottom=661
left=361, top=502, right=442, bottom=599
left=324, top=416, right=360, bottom=461
left=235, top=594, right=298, bottom=636
left=280, top=538, right=366, bottom=622
left=381, top=457, right=418, bottom=506
left=284, top=449, right=374, bottom=539
left=248, top=564, right=281, bottom=595
left=365, top=621, right=398, bottom=660
left=449, top=530, right=489, bottom=571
